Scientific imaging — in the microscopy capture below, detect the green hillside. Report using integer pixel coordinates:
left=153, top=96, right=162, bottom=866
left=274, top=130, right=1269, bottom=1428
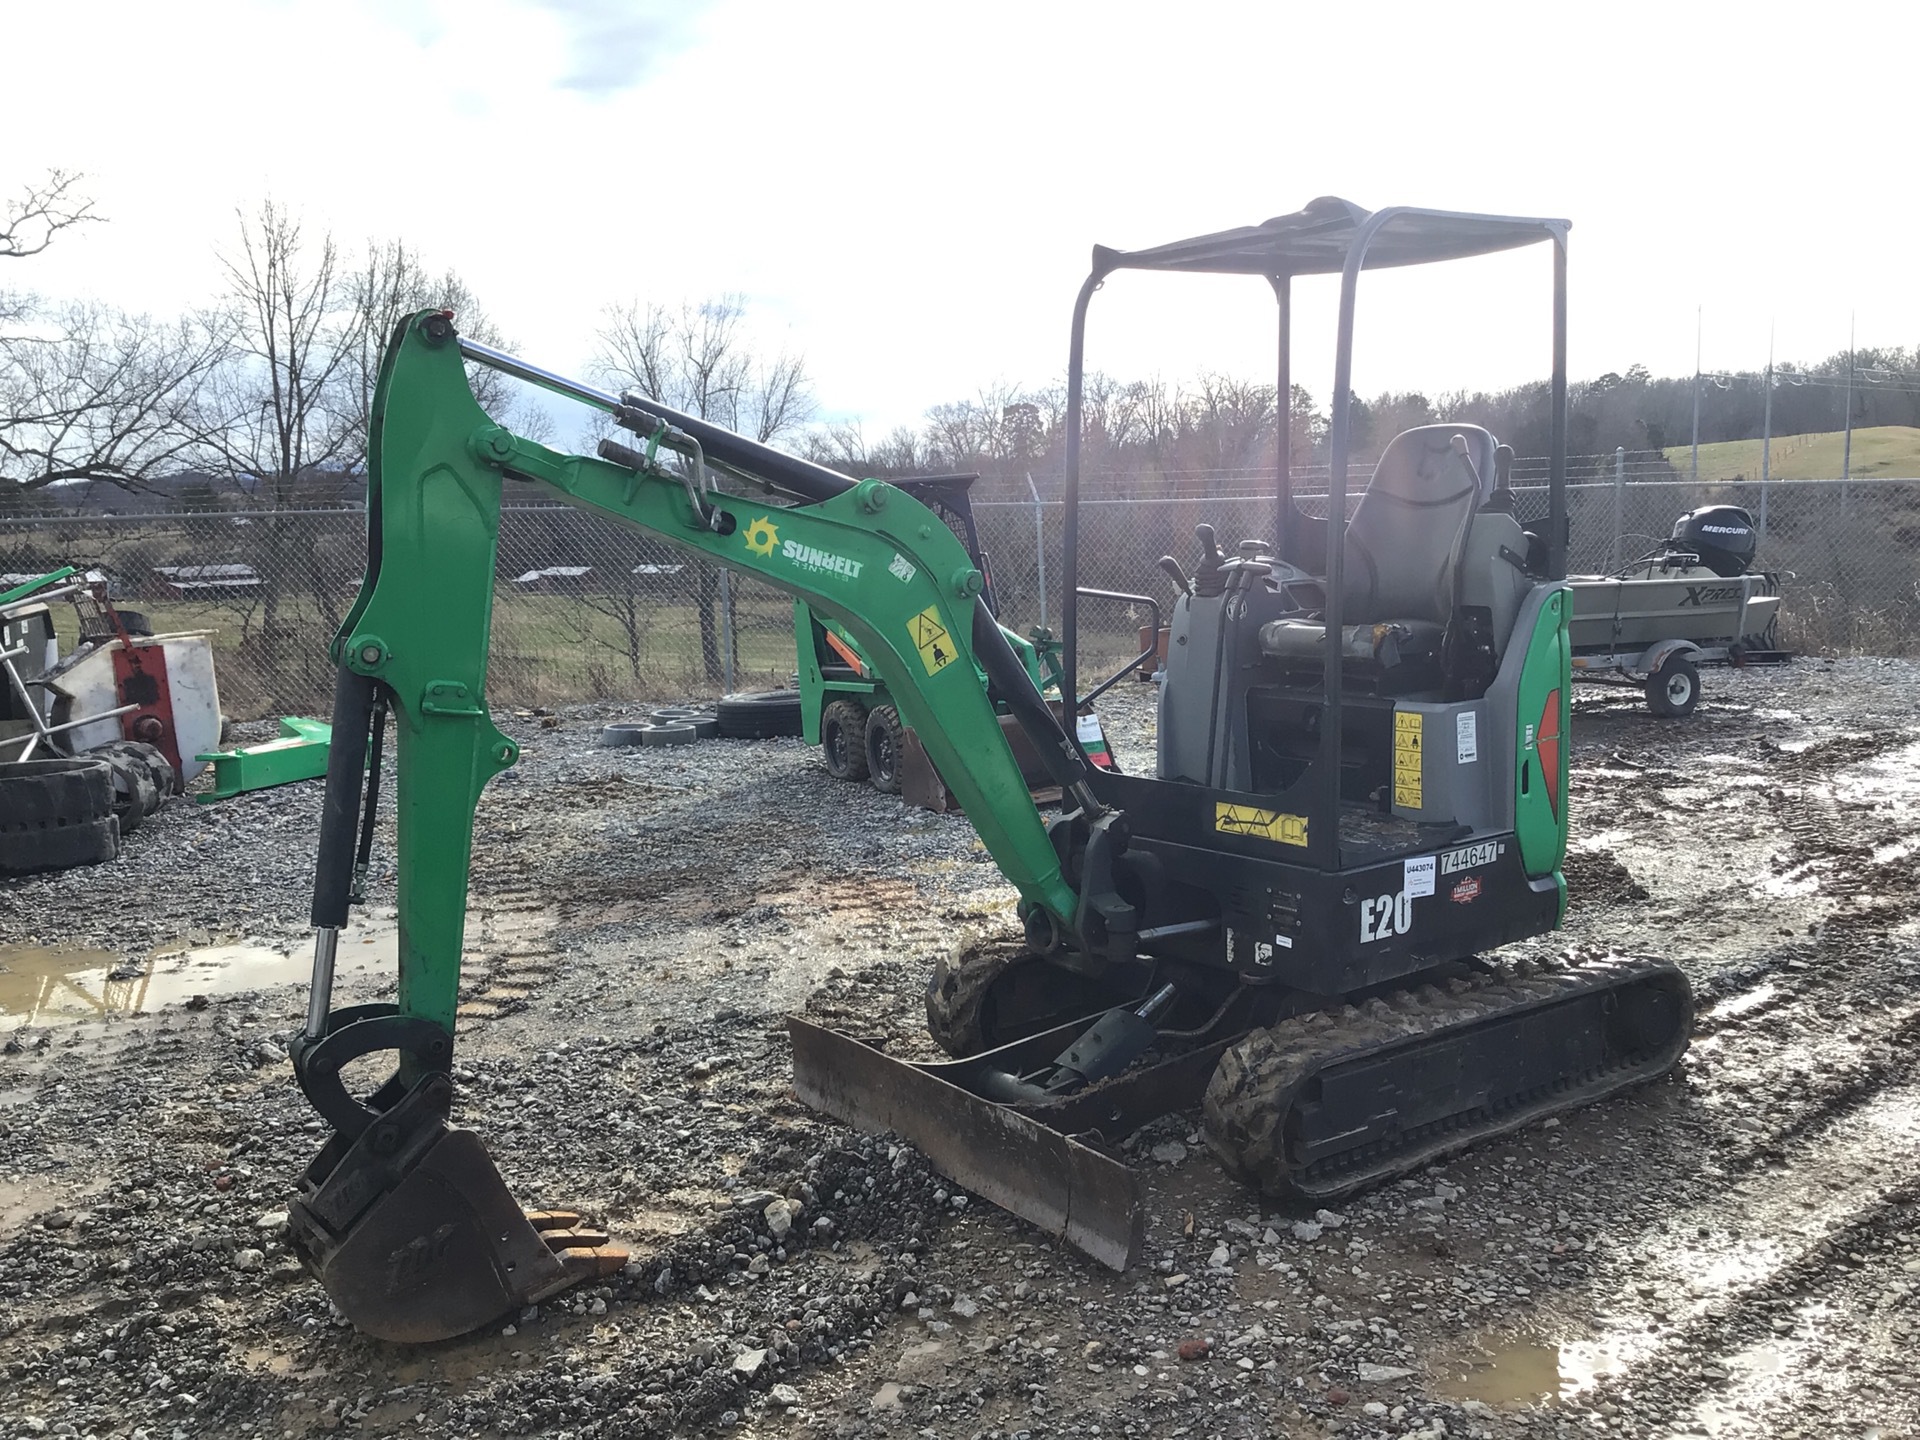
left=1663, top=425, right=1920, bottom=483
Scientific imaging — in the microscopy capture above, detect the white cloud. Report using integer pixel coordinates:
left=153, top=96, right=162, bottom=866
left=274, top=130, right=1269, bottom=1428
left=7, top=0, right=1915, bottom=439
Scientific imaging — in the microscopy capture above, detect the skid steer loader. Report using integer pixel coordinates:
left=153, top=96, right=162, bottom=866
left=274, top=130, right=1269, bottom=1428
left=284, top=199, right=1691, bottom=1343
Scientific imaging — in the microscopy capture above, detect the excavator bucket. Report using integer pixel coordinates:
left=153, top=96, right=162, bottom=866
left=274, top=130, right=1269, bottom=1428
left=789, top=1018, right=1162, bottom=1270
left=286, top=1074, right=625, bottom=1343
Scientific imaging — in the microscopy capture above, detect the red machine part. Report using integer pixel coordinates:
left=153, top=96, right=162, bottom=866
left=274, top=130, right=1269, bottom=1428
left=97, top=595, right=183, bottom=777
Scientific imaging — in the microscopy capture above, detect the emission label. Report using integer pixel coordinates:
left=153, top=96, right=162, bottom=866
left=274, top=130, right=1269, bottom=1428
left=909, top=606, right=956, bottom=675
left=1456, top=710, right=1478, bottom=764
left=1393, top=710, right=1424, bottom=809
left=1214, top=804, right=1309, bottom=848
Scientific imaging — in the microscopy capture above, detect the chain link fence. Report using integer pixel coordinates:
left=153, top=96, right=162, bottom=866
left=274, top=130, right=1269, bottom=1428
left=973, top=472, right=1920, bottom=670
left=3, top=471, right=1914, bottom=719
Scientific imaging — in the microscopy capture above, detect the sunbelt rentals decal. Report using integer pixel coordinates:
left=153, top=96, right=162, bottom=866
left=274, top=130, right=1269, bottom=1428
left=743, top=516, right=863, bottom=580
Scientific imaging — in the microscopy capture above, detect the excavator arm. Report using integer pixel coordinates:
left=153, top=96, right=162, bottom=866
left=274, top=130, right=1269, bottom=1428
left=286, top=311, right=1100, bottom=1339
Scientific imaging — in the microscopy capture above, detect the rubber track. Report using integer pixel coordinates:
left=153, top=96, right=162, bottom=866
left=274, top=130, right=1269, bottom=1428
left=1203, top=953, right=1691, bottom=1204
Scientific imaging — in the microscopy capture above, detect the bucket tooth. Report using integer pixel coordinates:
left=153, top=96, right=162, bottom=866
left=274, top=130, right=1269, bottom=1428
left=287, top=1073, right=622, bottom=1343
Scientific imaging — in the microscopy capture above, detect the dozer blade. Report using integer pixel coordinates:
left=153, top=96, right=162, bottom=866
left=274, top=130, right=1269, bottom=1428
left=287, top=1073, right=625, bottom=1343
left=789, top=1018, right=1153, bottom=1269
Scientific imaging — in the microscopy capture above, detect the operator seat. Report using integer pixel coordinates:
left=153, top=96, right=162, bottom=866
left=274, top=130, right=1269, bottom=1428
left=1260, top=424, right=1494, bottom=667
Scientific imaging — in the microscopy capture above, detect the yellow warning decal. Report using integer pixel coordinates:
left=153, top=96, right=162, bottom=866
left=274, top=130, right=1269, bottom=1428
left=1214, top=803, right=1309, bottom=847
left=909, top=605, right=956, bottom=676
left=1393, top=709, right=1424, bottom=809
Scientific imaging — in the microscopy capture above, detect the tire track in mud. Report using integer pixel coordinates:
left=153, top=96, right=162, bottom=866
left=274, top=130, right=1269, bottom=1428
left=1425, top=712, right=1920, bottom=1435
left=1462, top=1079, right=1920, bottom=1437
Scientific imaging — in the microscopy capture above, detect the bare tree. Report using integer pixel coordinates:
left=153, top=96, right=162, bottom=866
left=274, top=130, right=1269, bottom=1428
left=593, top=295, right=815, bottom=443
left=343, top=239, right=536, bottom=457
left=804, top=421, right=926, bottom=475
left=591, top=295, right=816, bottom=682
left=0, top=300, right=228, bottom=496
left=1, top=171, right=100, bottom=263
left=214, top=200, right=363, bottom=503
left=209, top=200, right=367, bottom=669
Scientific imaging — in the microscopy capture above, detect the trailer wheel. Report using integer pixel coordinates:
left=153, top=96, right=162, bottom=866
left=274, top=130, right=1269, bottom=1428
left=1645, top=654, right=1700, bottom=718
left=820, top=698, right=870, bottom=782
left=865, top=705, right=904, bottom=794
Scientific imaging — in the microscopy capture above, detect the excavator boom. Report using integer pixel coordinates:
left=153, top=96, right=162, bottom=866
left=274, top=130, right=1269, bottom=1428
left=287, top=312, right=1095, bottom=1339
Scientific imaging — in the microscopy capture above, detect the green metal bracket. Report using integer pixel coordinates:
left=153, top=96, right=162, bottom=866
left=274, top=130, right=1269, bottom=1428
left=194, top=716, right=341, bottom=803
left=420, top=680, right=485, bottom=717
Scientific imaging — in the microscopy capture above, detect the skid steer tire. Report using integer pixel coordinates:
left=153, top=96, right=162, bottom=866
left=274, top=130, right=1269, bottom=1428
left=90, top=740, right=175, bottom=834
left=716, top=690, right=804, bottom=740
left=865, top=705, right=904, bottom=794
left=0, top=757, right=120, bottom=874
left=639, top=723, right=698, bottom=747
left=820, top=698, right=870, bottom=782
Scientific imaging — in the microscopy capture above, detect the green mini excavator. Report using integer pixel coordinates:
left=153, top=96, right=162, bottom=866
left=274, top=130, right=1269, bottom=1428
left=286, top=200, right=1691, bottom=1343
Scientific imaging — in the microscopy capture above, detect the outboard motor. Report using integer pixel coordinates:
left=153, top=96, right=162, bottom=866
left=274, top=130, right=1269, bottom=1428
left=1670, top=505, right=1758, bottom=578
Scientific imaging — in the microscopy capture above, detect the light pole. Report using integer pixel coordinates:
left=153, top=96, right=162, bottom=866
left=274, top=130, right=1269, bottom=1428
left=1841, top=314, right=1855, bottom=487
left=1691, top=308, right=1701, bottom=483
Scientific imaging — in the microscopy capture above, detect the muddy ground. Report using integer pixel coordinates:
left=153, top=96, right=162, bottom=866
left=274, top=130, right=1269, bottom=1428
left=3, top=659, right=1918, bottom=1440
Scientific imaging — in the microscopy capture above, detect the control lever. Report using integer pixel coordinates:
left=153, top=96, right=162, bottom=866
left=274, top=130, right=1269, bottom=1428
left=1192, top=524, right=1228, bottom=598
left=1450, top=432, right=1485, bottom=490
left=1157, top=555, right=1191, bottom=596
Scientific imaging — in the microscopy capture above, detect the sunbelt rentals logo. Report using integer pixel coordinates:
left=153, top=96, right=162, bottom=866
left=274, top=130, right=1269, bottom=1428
left=744, top=516, right=780, bottom=557
left=742, top=515, right=863, bottom=579
left=781, top=539, right=863, bottom=580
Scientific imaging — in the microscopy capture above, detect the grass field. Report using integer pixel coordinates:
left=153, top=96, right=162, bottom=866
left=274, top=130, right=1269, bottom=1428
left=1663, top=425, right=1920, bottom=483
left=40, top=591, right=809, bottom=718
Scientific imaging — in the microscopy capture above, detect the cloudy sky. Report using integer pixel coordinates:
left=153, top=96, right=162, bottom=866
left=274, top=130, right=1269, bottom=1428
left=9, top=0, right=1915, bottom=435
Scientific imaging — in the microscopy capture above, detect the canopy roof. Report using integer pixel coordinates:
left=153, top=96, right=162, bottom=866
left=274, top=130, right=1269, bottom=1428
left=1090, top=196, right=1568, bottom=279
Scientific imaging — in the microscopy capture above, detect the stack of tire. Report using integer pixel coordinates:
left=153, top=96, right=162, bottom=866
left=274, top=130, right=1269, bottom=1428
left=598, top=691, right=803, bottom=749
left=0, top=741, right=174, bottom=876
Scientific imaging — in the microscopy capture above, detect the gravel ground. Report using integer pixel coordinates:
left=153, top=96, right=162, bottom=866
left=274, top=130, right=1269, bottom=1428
left=3, top=660, right=1919, bottom=1440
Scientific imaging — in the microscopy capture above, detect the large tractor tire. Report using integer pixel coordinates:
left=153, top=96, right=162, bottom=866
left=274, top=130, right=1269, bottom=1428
left=0, top=757, right=120, bottom=874
left=715, top=690, right=805, bottom=740
left=819, top=698, right=870, bottom=781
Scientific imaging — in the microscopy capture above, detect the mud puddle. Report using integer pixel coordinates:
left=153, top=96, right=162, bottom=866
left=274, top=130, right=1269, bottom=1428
left=0, top=923, right=396, bottom=1030
left=1435, top=1333, right=1630, bottom=1407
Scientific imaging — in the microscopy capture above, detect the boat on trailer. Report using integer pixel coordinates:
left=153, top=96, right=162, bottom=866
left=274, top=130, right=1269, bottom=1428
left=1566, top=505, right=1786, bottom=716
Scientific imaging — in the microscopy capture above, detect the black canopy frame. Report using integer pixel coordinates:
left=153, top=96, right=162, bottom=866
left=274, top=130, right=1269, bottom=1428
left=1058, top=197, right=1570, bottom=862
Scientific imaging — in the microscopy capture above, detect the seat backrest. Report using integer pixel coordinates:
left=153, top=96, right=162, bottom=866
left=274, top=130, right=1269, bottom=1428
left=1341, top=424, right=1494, bottom=626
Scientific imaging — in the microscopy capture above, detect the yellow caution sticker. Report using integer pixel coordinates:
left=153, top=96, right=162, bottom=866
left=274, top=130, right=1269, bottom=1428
left=1393, top=710, right=1424, bottom=809
left=909, top=605, right=956, bottom=676
left=1214, top=803, right=1309, bottom=847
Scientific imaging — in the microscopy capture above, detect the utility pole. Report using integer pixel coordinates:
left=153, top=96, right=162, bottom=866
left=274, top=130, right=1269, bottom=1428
left=1690, top=307, right=1701, bottom=484
left=1759, top=326, right=1773, bottom=540
left=1841, top=312, right=1855, bottom=485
